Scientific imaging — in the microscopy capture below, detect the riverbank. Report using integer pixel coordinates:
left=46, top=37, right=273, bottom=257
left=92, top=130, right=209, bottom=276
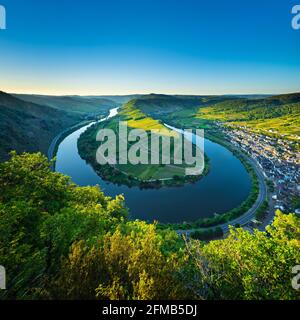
left=170, top=131, right=268, bottom=237
left=47, top=120, right=94, bottom=170
left=47, top=108, right=118, bottom=169
left=149, top=112, right=267, bottom=233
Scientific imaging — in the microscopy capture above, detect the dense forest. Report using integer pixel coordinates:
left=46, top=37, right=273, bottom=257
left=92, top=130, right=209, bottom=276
left=0, top=152, right=299, bottom=300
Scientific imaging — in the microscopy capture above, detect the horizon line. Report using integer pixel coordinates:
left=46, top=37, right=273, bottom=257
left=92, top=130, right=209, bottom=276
left=5, top=90, right=300, bottom=98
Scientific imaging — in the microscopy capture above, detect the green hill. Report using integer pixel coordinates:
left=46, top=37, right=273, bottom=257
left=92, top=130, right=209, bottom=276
left=0, top=91, right=83, bottom=161
left=133, top=93, right=232, bottom=115
left=126, top=94, right=229, bottom=129
left=0, top=91, right=121, bottom=161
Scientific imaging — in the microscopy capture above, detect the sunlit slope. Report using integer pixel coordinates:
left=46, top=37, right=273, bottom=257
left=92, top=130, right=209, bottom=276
left=123, top=94, right=232, bottom=130
left=119, top=99, right=177, bottom=136
left=196, top=93, right=300, bottom=140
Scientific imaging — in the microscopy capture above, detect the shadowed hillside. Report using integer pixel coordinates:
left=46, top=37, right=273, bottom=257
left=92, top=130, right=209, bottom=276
left=0, top=152, right=299, bottom=300
left=0, top=91, right=119, bottom=161
left=0, top=91, right=82, bottom=161
left=133, top=94, right=233, bottom=115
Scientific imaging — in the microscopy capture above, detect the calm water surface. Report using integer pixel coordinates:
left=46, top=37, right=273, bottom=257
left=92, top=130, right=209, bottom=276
left=55, top=108, right=251, bottom=223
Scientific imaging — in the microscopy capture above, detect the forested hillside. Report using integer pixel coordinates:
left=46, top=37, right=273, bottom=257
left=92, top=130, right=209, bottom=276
left=0, top=152, right=299, bottom=300
left=14, top=94, right=117, bottom=115
left=78, top=99, right=207, bottom=187
left=0, top=91, right=117, bottom=161
left=0, top=91, right=80, bottom=161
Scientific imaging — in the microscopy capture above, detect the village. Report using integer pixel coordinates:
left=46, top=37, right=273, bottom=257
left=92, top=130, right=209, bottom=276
left=219, top=124, right=300, bottom=216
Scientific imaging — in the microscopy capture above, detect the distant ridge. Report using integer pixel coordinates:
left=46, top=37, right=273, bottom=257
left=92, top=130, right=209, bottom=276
left=0, top=91, right=117, bottom=161
left=13, top=93, right=118, bottom=114
left=2, top=90, right=299, bottom=161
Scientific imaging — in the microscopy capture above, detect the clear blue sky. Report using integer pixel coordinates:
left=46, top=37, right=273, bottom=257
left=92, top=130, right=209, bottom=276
left=0, top=0, right=299, bottom=95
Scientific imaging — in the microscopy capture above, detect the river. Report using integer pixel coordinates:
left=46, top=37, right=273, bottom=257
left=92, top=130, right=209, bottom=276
left=55, top=108, right=251, bottom=223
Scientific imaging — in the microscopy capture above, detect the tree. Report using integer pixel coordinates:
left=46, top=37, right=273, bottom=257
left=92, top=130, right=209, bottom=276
left=1, top=152, right=299, bottom=300
left=187, top=211, right=300, bottom=300
left=0, top=152, right=127, bottom=299
left=52, top=222, right=193, bottom=300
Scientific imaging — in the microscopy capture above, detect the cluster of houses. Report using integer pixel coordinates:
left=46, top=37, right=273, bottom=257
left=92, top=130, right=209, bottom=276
left=219, top=124, right=300, bottom=216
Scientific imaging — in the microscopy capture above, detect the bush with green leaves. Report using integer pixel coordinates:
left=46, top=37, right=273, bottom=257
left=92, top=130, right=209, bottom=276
left=0, top=152, right=299, bottom=300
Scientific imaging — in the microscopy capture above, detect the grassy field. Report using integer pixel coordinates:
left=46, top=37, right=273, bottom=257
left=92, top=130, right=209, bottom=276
left=116, top=163, right=186, bottom=180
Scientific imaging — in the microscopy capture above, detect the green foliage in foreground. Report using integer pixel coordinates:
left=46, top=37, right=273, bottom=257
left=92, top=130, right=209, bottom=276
left=0, top=152, right=299, bottom=300
left=188, top=213, right=300, bottom=299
